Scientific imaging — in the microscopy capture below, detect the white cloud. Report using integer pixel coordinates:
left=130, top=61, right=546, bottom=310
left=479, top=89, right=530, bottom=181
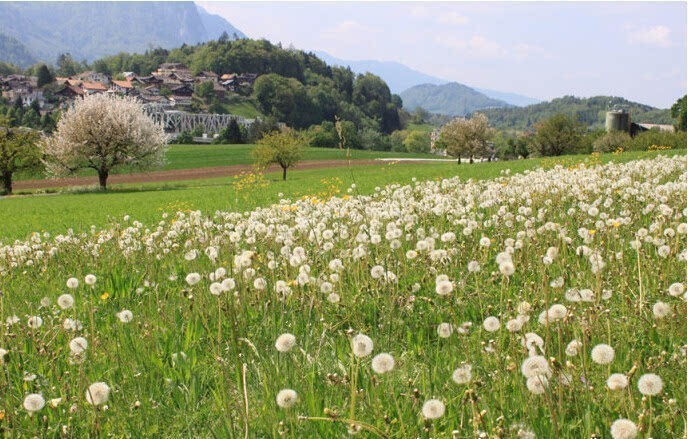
left=320, top=20, right=376, bottom=42
left=438, top=12, right=469, bottom=26
left=436, top=35, right=553, bottom=61
left=626, top=25, right=671, bottom=47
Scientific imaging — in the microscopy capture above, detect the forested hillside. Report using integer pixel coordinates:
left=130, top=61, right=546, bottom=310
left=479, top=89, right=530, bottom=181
left=479, top=95, right=672, bottom=130
left=400, top=83, right=511, bottom=116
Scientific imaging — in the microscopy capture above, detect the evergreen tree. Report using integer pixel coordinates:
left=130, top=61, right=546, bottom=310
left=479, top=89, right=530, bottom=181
left=36, top=64, right=53, bottom=87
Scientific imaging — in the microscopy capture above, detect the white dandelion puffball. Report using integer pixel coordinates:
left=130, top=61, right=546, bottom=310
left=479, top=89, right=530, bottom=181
left=435, top=280, right=453, bottom=296
left=591, top=344, right=615, bottom=365
left=452, top=364, right=472, bottom=385
left=483, top=316, right=500, bottom=332
left=23, top=393, right=45, bottom=413
left=209, top=282, right=224, bottom=296
left=565, top=340, right=582, bottom=356
left=27, top=316, right=43, bottom=329
left=467, top=260, right=481, bottom=273
left=610, top=419, right=638, bottom=439
left=84, top=274, right=97, bottom=286
left=276, top=389, right=298, bottom=408
left=57, top=294, right=74, bottom=310
left=637, top=373, right=663, bottom=396
left=327, top=293, right=340, bottom=303
left=437, top=323, right=453, bottom=338
left=66, top=277, right=79, bottom=289
left=668, top=282, right=685, bottom=297
left=85, top=382, right=110, bottom=406
left=422, top=399, right=445, bottom=419
left=0, top=348, right=7, bottom=364
left=352, top=333, right=374, bottom=358
left=371, top=353, right=395, bottom=374
left=116, top=310, right=134, bottom=323
left=275, top=333, right=296, bottom=353
left=606, top=373, right=628, bottom=391
left=506, top=318, right=523, bottom=333
left=221, top=278, right=236, bottom=291
left=521, top=356, right=551, bottom=378
left=69, top=337, right=88, bottom=355
left=652, top=301, right=671, bottom=319
left=185, top=273, right=201, bottom=286
left=547, top=304, right=567, bottom=321
left=526, top=375, right=549, bottom=395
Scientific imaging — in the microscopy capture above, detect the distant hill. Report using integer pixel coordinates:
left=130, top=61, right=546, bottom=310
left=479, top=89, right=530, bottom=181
left=479, top=95, right=673, bottom=131
left=0, top=34, right=37, bottom=68
left=0, top=2, right=245, bottom=65
left=313, top=50, right=540, bottom=107
left=400, top=82, right=512, bottom=116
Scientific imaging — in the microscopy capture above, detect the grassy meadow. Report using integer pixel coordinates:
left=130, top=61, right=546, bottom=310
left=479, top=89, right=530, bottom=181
left=13, top=144, right=440, bottom=181
left=0, top=150, right=685, bottom=438
left=1, top=149, right=683, bottom=242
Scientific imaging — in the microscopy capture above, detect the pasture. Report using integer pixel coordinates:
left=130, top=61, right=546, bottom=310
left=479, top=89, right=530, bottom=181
left=0, top=149, right=684, bottom=438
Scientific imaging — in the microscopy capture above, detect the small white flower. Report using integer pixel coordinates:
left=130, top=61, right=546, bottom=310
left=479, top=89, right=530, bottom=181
left=526, top=375, right=549, bottom=395
left=637, top=373, right=663, bottom=396
left=66, top=277, right=79, bottom=289
left=352, top=333, right=374, bottom=358
left=69, top=337, right=88, bottom=355
left=209, top=282, right=224, bottom=296
left=591, top=344, right=615, bottom=365
left=116, top=310, right=134, bottom=323
left=421, top=399, right=445, bottom=419
left=57, top=294, right=74, bottom=310
left=85, top=382, right=110, bottom=406
left=483, top=316, right=500, bottom=332
left=606, top=373, right=628, bottom=391
left=652, top=301, right=671, bottom=319
left=610, top=419, right=638, bottom=439
left=452, top=364, right=472, bottom=385
left=275, top=333, right=296, bottom=353
left=185, top=273, right=201, bottom=286
left=437, top=322, right=453, bottom=338
left=668, top=282, right=685, bottom=297
left=27, top=316, right=43, bottom=329
left=84, top=274, right=97, bottom=286
left=371, top=353, right=395, bottom=374
left=276, top=389, right=298, bottom=408
left=23, top=393, right=45, bottom=413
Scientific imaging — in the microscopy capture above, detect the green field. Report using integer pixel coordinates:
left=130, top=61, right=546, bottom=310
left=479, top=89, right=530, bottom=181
left=2, top=149, right=683, bottom=242
left=14, top=144, right=440, bottom=181
left=0, top=149, right=684, bottom=437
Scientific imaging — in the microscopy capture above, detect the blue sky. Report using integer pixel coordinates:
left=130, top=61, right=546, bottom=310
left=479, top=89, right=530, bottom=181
left=199, top=1, right=687, bottom=108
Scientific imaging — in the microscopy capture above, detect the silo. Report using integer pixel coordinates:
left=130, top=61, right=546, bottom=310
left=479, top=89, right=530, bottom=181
left=605, top=110, right=630, bottom=133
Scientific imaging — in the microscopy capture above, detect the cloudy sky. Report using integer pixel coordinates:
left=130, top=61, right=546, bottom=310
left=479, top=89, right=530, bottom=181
left=199, top=1, right=687, bottom=108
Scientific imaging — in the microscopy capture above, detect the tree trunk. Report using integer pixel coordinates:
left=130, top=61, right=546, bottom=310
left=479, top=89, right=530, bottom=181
left=282, top=166, right=287, bottom=181
left=98, top=169, right=109, bottom=190
left=469, top=155, right=474, bottom=164
left=457, top=156, right=461, bottom=165
left=2, top=172, right=12, bottom=195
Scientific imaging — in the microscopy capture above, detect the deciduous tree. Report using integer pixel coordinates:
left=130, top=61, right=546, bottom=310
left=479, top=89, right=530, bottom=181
left=528, top=113, right=584, bottom=157
left=439, top=114, right=494, bottom=164
left=0, top=117, right=42, bottom=195
left=42, top=94, right=168, bottom=190
left=252, top=128, right=304, bottom=180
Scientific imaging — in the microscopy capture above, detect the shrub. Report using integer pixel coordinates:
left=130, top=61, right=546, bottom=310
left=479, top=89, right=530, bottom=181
left=593, top=130, right=632, bottom=153
left=628, top=130, right=687, bottom=151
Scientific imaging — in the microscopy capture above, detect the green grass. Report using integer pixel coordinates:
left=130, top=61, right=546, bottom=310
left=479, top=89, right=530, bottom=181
left=0, top=149, right=684, bottom=437
left=1, top=149, right=683, bottom=242
left=14, top=145, right=440, bottom=181
left=223, top=101, right=263, bottom=119
left=406, top=123, right=436, bottom=133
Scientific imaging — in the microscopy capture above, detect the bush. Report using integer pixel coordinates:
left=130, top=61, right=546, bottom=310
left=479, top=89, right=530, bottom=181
left=593, top=130, right=632, bottom=153
left=403, top=131, right=431, bottom=153
left=389, top=130, right=409, bottom=152
left=360, top=128, right=387, bottom=151
left=628, top=130, right=687, bottom=151
left=306, top=122, right=338, bottom=148
left=176, top=131, right=193, bottom=144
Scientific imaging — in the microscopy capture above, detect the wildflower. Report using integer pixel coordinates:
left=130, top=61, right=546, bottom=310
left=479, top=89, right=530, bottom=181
left=606, top=373, right=628, bottom=391
left=652, top=301, right=671, bottom=319
left=57, top=294, right=74, bottom=310
left=84, top=274, right=97, bottom=286
left=116, top=310, right=134, bottom=323
left=69, top=337, right=88, bottom=355
left=421, top=399, right=445, bottom=419
left=85, top=382, right=110, bottom=406
left=23, top=394, right=45, bottom=413
left=591, top=344, right=615, bottom=365
left=637, top=373, right=663, bottom=396
left=209, top=282, right=224, bottom=296
left=253, top=278, right=266, bottom=290
left=437, top=323, right=453, bottom=338
left=276, top=389, right=298, bottom=408
left=668, top=282, right=684, bottom=297
left=521, top=356, right=551, bottom=378
left=452, top=364, right=472, bottom=385
left=27, top=316, right=43, bottom=329
left=565, top=340, right=582, bottom=356
left=483, top=316, right=500, bottom=332
left=0, top=348, right=7, bottom=364
left=526, top=375, right=549, bottom=395
left=610, top=419, right=638, bottom=439
left=467, top=261, right=481, bottom=273
left=506, top=318, right=523, bottom=332
left=185, top=273, right=201, bottom=286
left=435, top=280, right=453, bottom=296
left=547, top=304, right=567, bottom=321
left=66, top=277, right=79, bottom=289
left=327, top=293, right=340, bottom=303
left=275, top=333, right=296, bottom=353
left=352, top=334, right=374, bottom=358
left=371, top=353, right=395, bottom=374
left=63, top=318, right=83, bottom=331
left=221, top=278, right=236, bottom=291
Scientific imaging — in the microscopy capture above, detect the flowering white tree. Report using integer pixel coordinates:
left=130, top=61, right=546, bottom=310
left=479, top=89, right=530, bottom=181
left=42, top=94, right=168, bottom=189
